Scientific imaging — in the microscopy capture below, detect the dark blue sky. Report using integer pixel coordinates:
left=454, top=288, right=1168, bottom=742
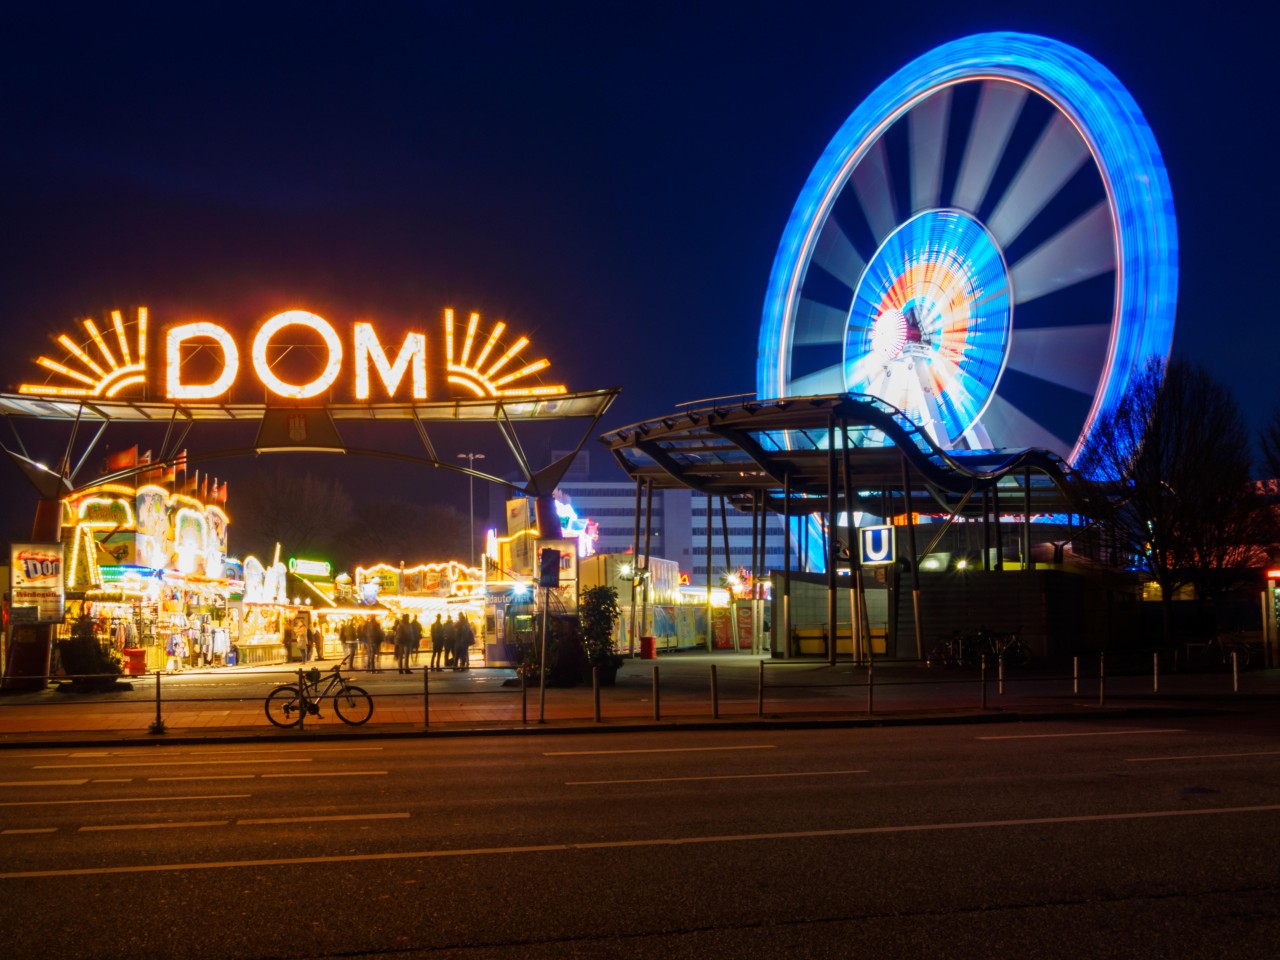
left=1, top=1, right=1274, bottom=530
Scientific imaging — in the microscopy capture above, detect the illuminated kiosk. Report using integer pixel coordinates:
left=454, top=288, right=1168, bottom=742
left=1, top=307, right=617, bottom=689
left=606, top=33, right=1176, bottom=662
left=52, top=452, right=236, bottom=674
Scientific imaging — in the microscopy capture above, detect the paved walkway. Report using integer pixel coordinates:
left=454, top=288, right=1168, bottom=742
left=0, top=652, right=1274, bottom=746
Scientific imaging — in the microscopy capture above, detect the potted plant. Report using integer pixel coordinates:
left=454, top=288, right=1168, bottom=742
left=579, top=585, right=622, bottom=685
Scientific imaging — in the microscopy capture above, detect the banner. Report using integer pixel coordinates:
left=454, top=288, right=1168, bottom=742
left=10, top=543, right=64, bottom=623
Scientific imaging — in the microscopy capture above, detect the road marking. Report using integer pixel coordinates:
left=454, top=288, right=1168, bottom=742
left=238, top=813, right=409, bottom=826
left=34, top=759, right=311, bottom=770
left=0, top=780, right=89, bottom=788
left=567, top=769, right=869, bottom=786
left=0, top=794, right=251, bottom=808
left=5, top=803, right=1279, bottom=879
left=148, top=775, right=257, bottom=782
left=976, top=729, right=1186, bottom=741
left=80, top=820, right=228, bottom=832
left=260, top=771, right=388, bottom=779
left=544, top=745, right=777, bottom=757
left=91, top=779, right=134, bottom=784
left=1127, top=750, right=1280, bottom=763
left=3, top=828, right=57, bottom=835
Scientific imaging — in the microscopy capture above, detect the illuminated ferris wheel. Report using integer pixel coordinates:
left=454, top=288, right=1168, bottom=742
left=758, top=32, right=1177, bottom=464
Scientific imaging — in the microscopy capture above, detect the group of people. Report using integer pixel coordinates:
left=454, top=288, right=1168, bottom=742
left=429, top=612, right=475, bottom=671
left=337, top=611, right=475, bottom=673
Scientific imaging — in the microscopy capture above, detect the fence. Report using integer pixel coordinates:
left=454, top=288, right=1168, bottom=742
left=0, top=650, right=1267, bottom=738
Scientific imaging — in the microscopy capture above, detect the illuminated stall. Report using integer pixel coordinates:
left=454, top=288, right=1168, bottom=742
left=353, top=561, right=485, bottom=661
left=58, top=449, right=236, bottom=672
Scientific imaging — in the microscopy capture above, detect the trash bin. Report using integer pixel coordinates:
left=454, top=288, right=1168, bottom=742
left=122, top=648, right=147, bottom=675
left=640, top=636, right=656, bottom=660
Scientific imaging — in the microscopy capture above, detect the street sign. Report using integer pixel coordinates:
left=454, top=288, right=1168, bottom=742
left=859, top=525, right=896, bottom=566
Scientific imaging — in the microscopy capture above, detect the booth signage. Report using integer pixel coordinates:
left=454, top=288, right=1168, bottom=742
left=10, top=542, right=65, bottom=623
left=858, top=525, right=896, bottom=566
left=288, top=557, right=332, bottom=578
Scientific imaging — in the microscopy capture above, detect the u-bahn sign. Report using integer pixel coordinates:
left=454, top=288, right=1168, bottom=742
left=859, top=525, right=896, bottom=566
left=19, top=307, right=568, bottom=403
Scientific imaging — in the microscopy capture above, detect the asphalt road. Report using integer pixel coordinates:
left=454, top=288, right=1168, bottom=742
left=2, top=713, right=1279, bottom=958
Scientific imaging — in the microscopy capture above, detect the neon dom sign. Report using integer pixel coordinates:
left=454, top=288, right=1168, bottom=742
left=19, top=307, right=567, bottom=402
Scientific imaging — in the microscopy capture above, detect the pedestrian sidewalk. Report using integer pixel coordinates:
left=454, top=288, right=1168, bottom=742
left=0, top=652, right=1273, bottom=748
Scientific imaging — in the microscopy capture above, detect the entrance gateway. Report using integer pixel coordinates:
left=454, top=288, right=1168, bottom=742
left=1, top=305, right=619, bottom=689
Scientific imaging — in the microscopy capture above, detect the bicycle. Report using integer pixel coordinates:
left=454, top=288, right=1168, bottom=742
left=264, top=653, right=374, bottom=728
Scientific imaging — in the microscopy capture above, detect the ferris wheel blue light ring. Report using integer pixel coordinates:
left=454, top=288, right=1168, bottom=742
left=757, top=31, right=1178, bottom=464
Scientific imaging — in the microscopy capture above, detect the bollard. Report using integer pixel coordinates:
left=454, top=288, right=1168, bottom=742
left=1073, top=656, right=1079, bottom=695
left=148, top=669, right=166, bottom=735
left=981, top=656, right=987, bottom=709
left=593, top=666, right=601, bottom=723
left=423, top=664, right=430, bottom=728
left=652, top=665, right=661, bottom=721
left=757, top=660, right=765, bottom=718
left=1153, top=652, right=1159, bottom=694
left=998, top=655, right=1005, bottom=696
left=1098, top=653, right=1105, bottom=707
left=1232, top=651, right=1239, bottom=693
left=710, top=663, right=719, bottom=719
left=521, top=670, right=528, bottom=724
left=866, top=657, right=874, bottom=715
left=297, top=669, right=306, bottom=732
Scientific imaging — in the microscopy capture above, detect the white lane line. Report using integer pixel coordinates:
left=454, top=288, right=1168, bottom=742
left=81, top=820, right=228, bottom=832
left=35, top=759, right=312, bottom=770
left=148, top=775, right=256, bottom=782
left=1127, top=750, right=1280, bottom=763
left=568, top=769, right=869, bottom=786
left=3, top=828, right=58, bottom=835
left=260, top=771, right=388, bottom=779
left=0, top=794, right=251, bottom=809
left=7, top=804, right=1280, bottom=879
left=976, top=729, right=1186, bottom=741
left=544, top=745, right=777, bottom=757
left=238, top=813, right=409, bottom=826
left=91, top=779, right=133, bottom=784
left=0, top=780, right=89, bottom=788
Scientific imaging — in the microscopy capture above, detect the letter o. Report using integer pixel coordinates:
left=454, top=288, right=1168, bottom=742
left=252, top=311, right=343, bottom=399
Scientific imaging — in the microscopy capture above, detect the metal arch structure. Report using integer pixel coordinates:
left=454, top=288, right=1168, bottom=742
left=0, top=388, right=620, bottom=503
left=602, top=393, right=1073, bottom=509
left=758, top=32, right=1177, bottom=467
left=602, top=393, right=1081, bottom=664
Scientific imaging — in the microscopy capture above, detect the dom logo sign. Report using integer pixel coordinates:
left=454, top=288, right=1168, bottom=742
left=859, top=525, right=896, bottom=566
left=20, top=307, right=567, bottom=403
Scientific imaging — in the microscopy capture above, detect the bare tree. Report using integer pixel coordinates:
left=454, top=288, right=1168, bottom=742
left=230, top=467, right=355, bottom=564
left=1074, top=358, right=1268, bottom=644
left=340, top=500, right=471, bottom=567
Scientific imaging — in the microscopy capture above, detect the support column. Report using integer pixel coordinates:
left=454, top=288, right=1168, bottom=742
left=840, top=419, right=862, bottom=664
left=705, top=489, right=713, bottom=652
left=628, top=477, right=642, bottom=657
left=826, top=418, right=837, bottom=667
left=642, top=479, right=654, bottom=645
left=901, top=455, right=923, bottom=661
left=782, top=470, right=792, bottom=659
left=1023, top=465, right=1033, bottom=571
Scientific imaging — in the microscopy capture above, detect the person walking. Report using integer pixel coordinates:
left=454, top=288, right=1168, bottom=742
left=429, top=614, right=445, bottom=671
left=444, top=615, right=457, bottom=669
left=340, top=618, right=358, bottom=665
left=454, top=612, right=474, bottom=671
left=395, top=614, right=412, bottom=674
left=363, top=615, right=384, bottom=673
left=307, top=620, right=324, bottom=661
left=409, top=615, right=423, bottom=666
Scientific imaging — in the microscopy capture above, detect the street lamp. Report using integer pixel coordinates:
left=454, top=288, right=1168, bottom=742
left=457, top=452, right=486, bottom=567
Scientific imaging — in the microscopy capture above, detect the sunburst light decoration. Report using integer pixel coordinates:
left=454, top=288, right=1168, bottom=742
left=444, top=308, right=566, bottom=398
left=21, top=308, right=149, bottom=398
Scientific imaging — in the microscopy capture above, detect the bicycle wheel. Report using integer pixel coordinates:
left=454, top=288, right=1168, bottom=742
left=1003, top=637, right=1032, bottom=667
left=333, top=684, right=373, bottom=725
left=265, top=685, right=304, bottom=728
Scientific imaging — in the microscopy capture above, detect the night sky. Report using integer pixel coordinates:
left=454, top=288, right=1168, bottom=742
left=1, top=1, right=1274, bottom=536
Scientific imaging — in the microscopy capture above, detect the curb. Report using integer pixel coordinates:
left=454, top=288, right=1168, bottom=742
left=0, top=703, right=1229, bottom=750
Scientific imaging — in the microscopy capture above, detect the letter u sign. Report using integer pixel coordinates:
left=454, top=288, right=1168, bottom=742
left=859, top=525, right=895, bottom=566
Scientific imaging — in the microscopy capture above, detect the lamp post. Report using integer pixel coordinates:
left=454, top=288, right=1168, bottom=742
left=457, top=452, right=485, bottom=567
